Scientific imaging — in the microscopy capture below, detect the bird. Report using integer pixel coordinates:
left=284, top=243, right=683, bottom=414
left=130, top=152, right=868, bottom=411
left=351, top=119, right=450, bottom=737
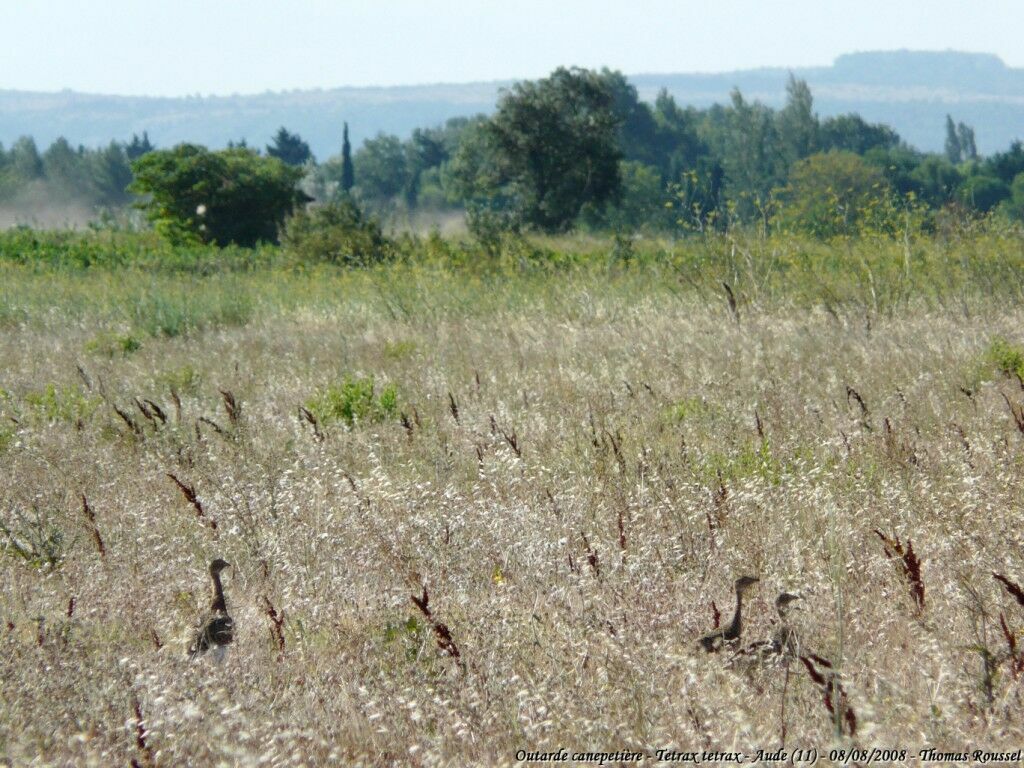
left=188, top=558, right=234, bottom=662
left=729, top=592, right=803, bottom=666
left=699, top=575, right=759, bottom=652
left=771, top=592, right=802, bottom=657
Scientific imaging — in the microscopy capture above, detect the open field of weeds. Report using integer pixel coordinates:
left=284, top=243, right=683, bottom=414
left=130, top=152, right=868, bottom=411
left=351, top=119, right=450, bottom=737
left=2, top=230, right=1024, bottom=765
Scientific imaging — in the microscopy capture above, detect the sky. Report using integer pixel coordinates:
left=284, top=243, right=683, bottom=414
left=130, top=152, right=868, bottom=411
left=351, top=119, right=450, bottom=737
left=2, top=1, right=1023, bottom=96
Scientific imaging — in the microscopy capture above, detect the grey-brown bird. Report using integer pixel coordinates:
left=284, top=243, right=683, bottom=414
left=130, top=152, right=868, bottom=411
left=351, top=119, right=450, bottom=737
left=699, top=575, right=759, bottom=652
left=730, top=592, right=803, bottom=665
left=771, top=592, right=801, bottom=657
left=188, top=558, right=234, bottom=661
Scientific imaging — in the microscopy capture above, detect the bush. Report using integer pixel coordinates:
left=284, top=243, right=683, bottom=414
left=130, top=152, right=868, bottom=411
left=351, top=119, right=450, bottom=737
left=958, top=175, right=1010, bottom=213
left=84, top=331, right=142, bottom=357
left=130, top=144, right=306, bottom=247
left=466, top=204, right=522, bottom=258
left=0, top=506, right=66, bottom=569
left=24, top=383, right=100, bottom=425
left=305, top=376, right=398, bottom=427
left=987, top=337, right=1024, bottom=380
left=774, top=150, right=896, bottom=237
left=281, top=199, right=394, bottom=266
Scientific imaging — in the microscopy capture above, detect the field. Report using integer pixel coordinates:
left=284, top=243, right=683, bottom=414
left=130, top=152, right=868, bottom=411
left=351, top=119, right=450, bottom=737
left=2, top=229, right=1024, bottom=765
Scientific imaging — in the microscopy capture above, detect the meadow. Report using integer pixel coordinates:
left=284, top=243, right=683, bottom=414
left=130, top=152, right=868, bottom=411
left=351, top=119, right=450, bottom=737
left=2, top=226, right=1024, bottom=765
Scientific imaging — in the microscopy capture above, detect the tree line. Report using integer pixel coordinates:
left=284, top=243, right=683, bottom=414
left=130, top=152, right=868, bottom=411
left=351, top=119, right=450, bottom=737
left=3, top=67, right=1024, bottom=241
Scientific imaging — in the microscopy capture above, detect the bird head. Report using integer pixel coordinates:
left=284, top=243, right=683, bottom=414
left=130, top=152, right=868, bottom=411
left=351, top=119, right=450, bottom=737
left=735, top=575, right=760, bottom=594
left=775, top=592, right=801, bottom=616
left=209, top=558, right=231, bottom=576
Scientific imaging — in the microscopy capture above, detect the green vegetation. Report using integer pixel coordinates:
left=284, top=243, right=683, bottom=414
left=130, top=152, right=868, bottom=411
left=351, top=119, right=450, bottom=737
left=129, top=144, right=306, bottom=246
left=456, top=67, right=624, bottom=231
left=774, top=151, right=893, bottom=237
left=266, top=127, right=313, bottom=167
left=7, top=65, right=1024, bottom=240
left=2, top=224, right=1024, bottom=336
left=156, top=365, right=202, bottom=395
left=0, top=135, right=135, bottom=210
left=84, top=331, right=142, bottom=357
left=986, top=337, right=1024, bottom=381
left=280, top=198, right=394, bottom=266
left=24, top=383, right=100, bottom=425
left=0, top=506, right=65, bottom=569
left=305, top=376, right=398, bottom=427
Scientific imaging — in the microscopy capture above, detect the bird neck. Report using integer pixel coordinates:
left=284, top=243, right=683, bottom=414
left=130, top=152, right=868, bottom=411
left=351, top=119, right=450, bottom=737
left=210, top=571, right=227, bottom=613
left=729, top=590, right=744, bottom=633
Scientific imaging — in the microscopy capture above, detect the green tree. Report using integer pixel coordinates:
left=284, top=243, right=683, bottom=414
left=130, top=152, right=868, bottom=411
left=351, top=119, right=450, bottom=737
left=775, top=76, right=818, bottom=166
left=984, top=140, right=1024, bottom=184
left=864, top=146, right=924, bottom=197
left=129, top=144, right=306, bottom=246
left=442, top=119, right=509, bottom=208
left=596, top=70, right=662, bottom=170
left=944, top=115, right=962, bottom=164
left=908, top=155, right=961, bottom=207
left=353, top=133, right=409, bottom=204
left=267, top=127, right=313, bottom=166
left=126, top=132, right=154, bottom=161
left=958, top=175, right=1009, bottom=213
left=43, top=138, right=105, bottom=202
left=341, top=123, right=355, bottom=193
left=483, top=67, right=623, bottom=231
left=999, top=172, right=1024, bottom=221
left=819, top=114, right=900, bottom=154
left=957, top=122, right=978, bottom=161
left=652, top=90, right=708, bottom=181
left=90, top=142, right=134, bottom=206
left=583, top=161, right=669, bottom=231
left=403, top=126, right=451, bottom=207
left=715, top=90, right=782, bottom=223
left=774, top=150, right=891, bottom=237
left=10, top=137, right=43, bottom=180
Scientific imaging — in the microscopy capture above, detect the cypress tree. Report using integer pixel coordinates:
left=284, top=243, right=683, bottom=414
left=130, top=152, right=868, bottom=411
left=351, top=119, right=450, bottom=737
left=341, top=122, right=355, bottom=193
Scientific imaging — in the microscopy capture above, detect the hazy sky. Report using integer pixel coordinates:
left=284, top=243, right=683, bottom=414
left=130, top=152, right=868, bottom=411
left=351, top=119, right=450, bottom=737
left=3, top=1, right=1023, bottom=96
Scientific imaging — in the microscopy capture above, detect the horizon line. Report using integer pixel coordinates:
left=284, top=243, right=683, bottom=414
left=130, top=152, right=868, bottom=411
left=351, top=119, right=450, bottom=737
left=0, top=48, right=1008, bottom=101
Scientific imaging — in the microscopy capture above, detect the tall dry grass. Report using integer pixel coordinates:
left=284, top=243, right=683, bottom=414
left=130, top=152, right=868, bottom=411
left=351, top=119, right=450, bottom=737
left=1, top=233, right=1024, bottom=765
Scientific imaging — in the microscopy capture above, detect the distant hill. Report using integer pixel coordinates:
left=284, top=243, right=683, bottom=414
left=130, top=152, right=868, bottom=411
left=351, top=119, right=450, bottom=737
left=2, top=50, right=1022, bottom=158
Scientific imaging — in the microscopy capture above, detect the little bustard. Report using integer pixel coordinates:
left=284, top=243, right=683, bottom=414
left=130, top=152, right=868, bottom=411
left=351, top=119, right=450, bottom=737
left=729, top=591, right=803, bottom=666
left=699, top=575, right=759, bottom=652
left=188, top=558, right=234, bottom=662
left=771, top=592, right=801, bottom=657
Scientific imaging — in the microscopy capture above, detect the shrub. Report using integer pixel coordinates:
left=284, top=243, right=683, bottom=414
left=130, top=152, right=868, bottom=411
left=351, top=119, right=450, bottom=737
left=157, top=365, right=202, bottom=395
left=774, top=150, right=894, bottom=237
left=84, top=331, right=142, bottom=357
left=0, top=425, right=13, bottom=453
left=24, top=384, right=100, bottom=425
left=664, top=396, right=709, bottom=423
left=0, top=506, right=66, bottom=569
left=281, top=199, right=394, bottom=266
left=466, top=204, right=522, bottom=258
left=987, top=337, right=1024, bottom=380
left=382, top=340, right=417, bottom=360
left=305, top=376, right=398, bottom=427
left=959, top=175, right=1010, bottom=213
left=130, top=144, right=306, bottom=247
